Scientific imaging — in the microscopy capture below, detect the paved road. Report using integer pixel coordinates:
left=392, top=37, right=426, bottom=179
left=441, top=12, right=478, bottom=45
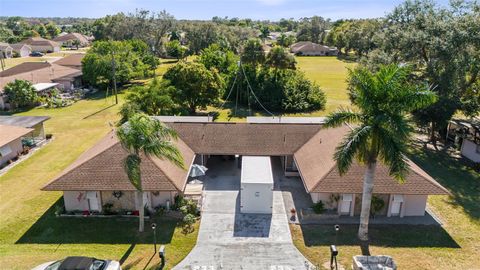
left=173, top=158, right=313, bottom=270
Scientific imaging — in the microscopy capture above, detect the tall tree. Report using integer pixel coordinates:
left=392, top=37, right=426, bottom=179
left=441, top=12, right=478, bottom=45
left=241, top=38, right=265, bottom=67
left=163, top=62, right=224, bottom=114
left=324, top=65, right=436, bottom=241
left=116, top=113, right=184, bottom=232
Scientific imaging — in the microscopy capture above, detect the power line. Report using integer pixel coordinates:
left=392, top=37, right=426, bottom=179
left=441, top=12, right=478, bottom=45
left=240, top=62, right=275, bottom=117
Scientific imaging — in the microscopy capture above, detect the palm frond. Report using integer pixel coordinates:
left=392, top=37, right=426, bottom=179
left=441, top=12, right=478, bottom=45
left=376, top=127, right=410, bottom=182
left=125, top=154, right=142, bottom=190
left=334, top=125, right=371, bottom=175
left=324, top=108, right=363, bottom=128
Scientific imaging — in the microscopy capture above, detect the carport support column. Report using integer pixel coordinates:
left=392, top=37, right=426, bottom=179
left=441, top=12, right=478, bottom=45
left=387, top=195, right=393, bottom=217
left=350, top=194, right=355, bottom=216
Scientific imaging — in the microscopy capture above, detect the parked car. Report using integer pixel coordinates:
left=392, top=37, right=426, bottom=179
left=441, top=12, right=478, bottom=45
left=30, top=51, right=44, bottom=57
left=32, top=256, right=121, bottom=270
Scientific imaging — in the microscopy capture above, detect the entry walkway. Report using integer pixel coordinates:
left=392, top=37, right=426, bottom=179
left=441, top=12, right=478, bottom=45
left=173, top=157, right=313, bottom=270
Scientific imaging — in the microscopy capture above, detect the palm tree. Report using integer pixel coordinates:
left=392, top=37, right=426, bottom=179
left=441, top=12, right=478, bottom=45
left=116, top=113, right=184, bottom=232
left=324, top=64, right=436, bottom=241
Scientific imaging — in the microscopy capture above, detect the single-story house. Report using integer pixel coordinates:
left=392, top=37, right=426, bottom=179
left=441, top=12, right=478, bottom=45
left=43, top=117, right=449, bottom=218
left=0, top=62, right=83, bottom=109
left=290, top=41, right=338, bottom=56
left=53, top=53, right=85, bottom=70
left=10, top=43, right=32, bottom=57
left=0, top=124, right=33, bottom=166
left=53, top=33, right=90, bottom=48
left=446, top=118, right=480, bottom=163
left=0, top=115, right=50, bottom=141
left=0, top=42, right=13, bottom=59
left=19, top=37, right=60, bottom=53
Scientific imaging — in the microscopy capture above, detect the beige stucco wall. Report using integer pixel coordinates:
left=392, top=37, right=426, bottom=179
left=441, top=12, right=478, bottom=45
left=151, top=191, right=177, bottom=208
left=0, top=137, right=24, bottom=166
left=17, top=47, right=31, bottom=57
left=101, top=190, right=137, bottom=211
left=63, top=191, right=102, bottom=212
left=311, top=192, right=428, bottom=217
left=31, top=45, right=60, bottom=53
left=403, top=195, right=428, bottom=216
left=461, top=139, right=480, bottom=163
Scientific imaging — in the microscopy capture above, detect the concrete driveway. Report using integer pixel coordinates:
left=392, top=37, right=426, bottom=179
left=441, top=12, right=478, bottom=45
left=173, top=157, right=313, bottom=270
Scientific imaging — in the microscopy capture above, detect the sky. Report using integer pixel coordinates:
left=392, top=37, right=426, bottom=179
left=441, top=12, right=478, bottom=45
left=0, top=0, right=450, bottom=20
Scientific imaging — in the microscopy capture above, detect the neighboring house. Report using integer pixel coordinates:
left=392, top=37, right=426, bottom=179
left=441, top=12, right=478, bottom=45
left=0, top=115, right=50, bottom=142
left=446, top=119, right=480, bottom=163
left=290, top=41, right=339, bottom=56
left=0, top=124, right=33, bottom=166
left=53, top=33, right=90, bottom=48
left=0, top=61, right=83, bottom=109
left=19, top=37, right=60, bottom=53
left=0, top=43, right=13, bottom=59
left=54, top=53, right=85, bottom=69
left=43, top=117, right=449, bottom=218
left=10, top=43, right=32, bottom=57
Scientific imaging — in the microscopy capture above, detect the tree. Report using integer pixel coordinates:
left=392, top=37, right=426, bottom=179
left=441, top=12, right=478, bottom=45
left=366, top=0, right=480, bottom=142
left=82, top=40, right=151, bottom=89
left=72, top=39, right=81, bottom=50
left=296, top=16, right=330, bottom=44
left=241, top=38, right=265, bottom=66
left=259, top=26, right=270, bottom=42
left=265, top=46, right=296, bottom=70
left=3, top=80, right=38, bottom=109
left=117, top=113, right=184, bottom=232
left=163, top=62, right=224, bottom=114
left=277, top=33, right=296, bottom=47
left=45, top=22, right=60, bottom=39
left=165, top=40, right=186, bottom=60
left=119, top=78, right=178, bottom=124
left=324, top=64, right=436, bottom=241
left=197, top=43, right=238, bottom=75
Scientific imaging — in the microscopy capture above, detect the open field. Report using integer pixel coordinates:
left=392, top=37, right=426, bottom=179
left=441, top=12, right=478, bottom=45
left=291, top=141, right=480, bottom=270
left=0, top=93, right=198, bottom=269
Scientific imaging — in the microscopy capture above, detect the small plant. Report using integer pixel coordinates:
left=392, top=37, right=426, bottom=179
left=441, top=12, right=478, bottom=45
left=290, top=208, right=296, bottom=214
left=312, top=201, right=325, bottom=214
left=179, top=199, right=198, bottom=216
left=371, top=196, right=385, bottom=217
left=54, top=204, right=65, bottom=216
left=46, top=134, right=53, bottom=140
left=173, top=194, right=188, bottom=210
left=182, top=213, right=196, bottom=234
left=102, top=203, right=115, bottom=215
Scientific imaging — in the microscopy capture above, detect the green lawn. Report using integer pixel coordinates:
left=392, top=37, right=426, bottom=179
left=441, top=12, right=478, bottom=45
left=0, top=92, right=198, bottom=269
left=291, top=141, right=480, bottom=270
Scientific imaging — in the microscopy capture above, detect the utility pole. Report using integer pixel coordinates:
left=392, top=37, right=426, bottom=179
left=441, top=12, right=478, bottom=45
left=0, top=53, right=5, bottom=71
left=111, top=51, right=118, bottom=104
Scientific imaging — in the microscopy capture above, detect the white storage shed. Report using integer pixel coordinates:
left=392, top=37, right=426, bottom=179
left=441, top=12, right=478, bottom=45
left=240, top=156, right=274, bottom=214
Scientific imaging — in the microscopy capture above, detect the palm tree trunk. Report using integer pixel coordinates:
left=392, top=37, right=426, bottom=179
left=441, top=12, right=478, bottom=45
left=358, top=160, right=377, bottom=241
left=137, top=191, right=145, bottom=232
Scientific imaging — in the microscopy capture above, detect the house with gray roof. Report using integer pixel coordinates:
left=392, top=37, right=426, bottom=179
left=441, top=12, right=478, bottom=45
left=42, top=117, right=449, bottom=219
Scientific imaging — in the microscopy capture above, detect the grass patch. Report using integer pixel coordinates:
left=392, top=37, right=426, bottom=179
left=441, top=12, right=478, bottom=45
left=0, top=91, right=198, bottom=269
left=292, top=142, right=480, bottom=270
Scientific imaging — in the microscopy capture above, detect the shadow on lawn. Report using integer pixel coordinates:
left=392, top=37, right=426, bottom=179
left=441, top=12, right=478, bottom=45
left=16, top=199, right=178, bottom=244
left=409, top=141, right=480, bottom=220
left=300, top=224, right=460, bottom=248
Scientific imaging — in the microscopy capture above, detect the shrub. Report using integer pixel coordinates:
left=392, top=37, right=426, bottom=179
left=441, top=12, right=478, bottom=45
left=3, top=79, right=38, bottom=109
left=102, top=203, right=115, bottom=215
left=371, top=196, right=385, bottom=216
left=179, top=199, right=198, bottom=216
left=312, top=201, right=325, bottom=214
left=182, top=213, right=196, bottom=234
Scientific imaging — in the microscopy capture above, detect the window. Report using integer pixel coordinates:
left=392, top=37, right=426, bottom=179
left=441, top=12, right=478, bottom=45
left=0, top=145, right=12, bottom=157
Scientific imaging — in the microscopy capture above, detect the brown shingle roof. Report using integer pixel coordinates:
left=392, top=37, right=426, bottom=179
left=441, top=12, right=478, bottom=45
left=0, top=42, right=12, bottom=51
left=295, top=125, right=450, bottom=195
left=42, top=121, right=449, bottom=196
left=20, top=37, right=59, bottom=47
left=10, top=43, right=31, bottom=51
left=53, top=53, right=85, bottom=69
left=0, top=62, right=82, bottom=90
left=42, top=131, right=194, bottom=192
left=0, top=125, right=33, bottom=146
left=167, top=122, right=322, bottom=156
left=53, top=33, right=89, bottom=45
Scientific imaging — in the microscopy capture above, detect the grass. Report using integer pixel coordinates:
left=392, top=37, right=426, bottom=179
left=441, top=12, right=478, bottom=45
left=0, top=92, right=198, bottom=269
left=291, top=141, right=480, bottom=270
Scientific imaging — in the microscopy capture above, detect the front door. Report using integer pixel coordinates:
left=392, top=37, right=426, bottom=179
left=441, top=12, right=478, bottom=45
left=390, top=195, right=403, bottom=216
left=86, top=191, right=100, bottom=211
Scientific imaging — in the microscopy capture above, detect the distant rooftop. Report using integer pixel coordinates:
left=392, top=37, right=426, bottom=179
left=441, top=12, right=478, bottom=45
left=0, top=116, right=50, bottom=128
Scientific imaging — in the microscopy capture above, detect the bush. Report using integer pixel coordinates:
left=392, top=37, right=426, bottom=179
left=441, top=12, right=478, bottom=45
left=179, top=199, right=198, bottom=216
left=312, top=201, right=325, bottom=214
left=371, top=196, right=385, bottom=216
left=182, top=213, right=196, bottom=234
left=3, top=79, right=38, bottom=109
left=102, top=203, right=115, bottom=215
